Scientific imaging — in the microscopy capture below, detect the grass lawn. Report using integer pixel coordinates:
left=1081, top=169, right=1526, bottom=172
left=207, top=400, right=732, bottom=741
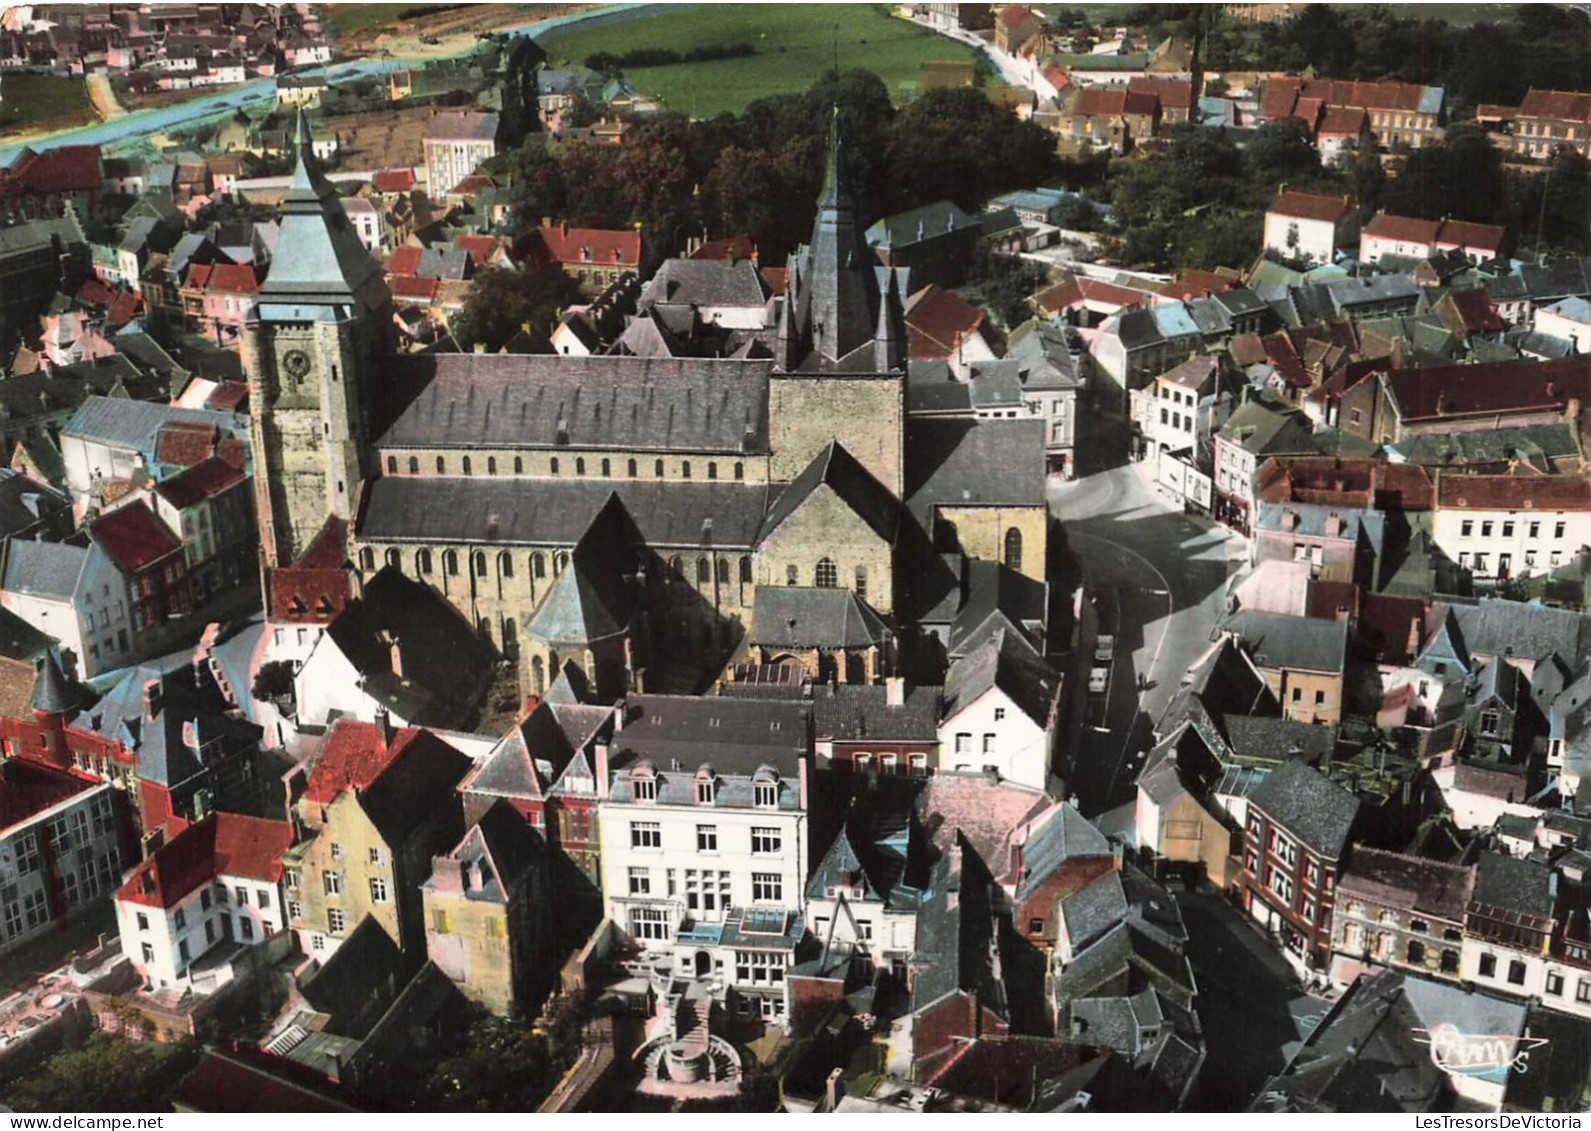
left=534, top=3, right=984, bottom=117
left=323, top=3, right=457, bottom=37
left=0, top=73, right=97, bottom=138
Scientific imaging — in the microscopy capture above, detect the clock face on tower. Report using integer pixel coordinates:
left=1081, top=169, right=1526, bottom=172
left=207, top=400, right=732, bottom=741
left=282, top=349, right=312, bottom=379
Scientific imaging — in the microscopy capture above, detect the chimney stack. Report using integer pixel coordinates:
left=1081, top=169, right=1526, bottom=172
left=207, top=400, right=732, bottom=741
left=143, top=678, right=162, bottom=720
left=886, top=676, right=905, bottom=708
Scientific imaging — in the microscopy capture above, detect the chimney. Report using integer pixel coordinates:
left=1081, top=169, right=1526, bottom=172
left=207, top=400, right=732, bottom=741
left=383, top=633, right=403, bottom=680
left=886, top=676, right=905, bottom=708
left=374, top=705, right=394, bottom=746
left=594, top=739, right=610, bottom=799
left=143, top=678, right=162, bottom=720
left=468, top=858, right=484, bottom=892
left=1283, top=509, right=1299, bottom=532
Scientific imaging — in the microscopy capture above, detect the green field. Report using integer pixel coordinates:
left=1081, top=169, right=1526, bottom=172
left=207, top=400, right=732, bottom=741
left=0, top=73, right=96, bottom=139
left=534, top=3, right=984, bottom=117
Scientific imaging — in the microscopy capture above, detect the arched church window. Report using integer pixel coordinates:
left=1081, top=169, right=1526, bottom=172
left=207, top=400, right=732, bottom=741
left=1005, top=528, right=1023, bottom=573
left=409, top=457, right=419, bottom=474
left=532, top=552, right=546, bottom=579
left=499, top=552, right=513, bottom=579
left=358, top=547, right=374, bottom=571
left=416, top=549, right=433, bottom=574
left=473, top=552, right=487, bottom=577
left=444, top=550, right=459, bottom=576
left=740, top=556, right=753, bottom=584
left=697, top=557, right=711, bottom=584
left=436, top=456, right=445, bottom=474
left=385, top=549, right=401, bottom=569
left=462, top=456, right=472, bottom=476
left=815, top=557, right=838, bottom=588
left=386, top=457, right=396, bottom=474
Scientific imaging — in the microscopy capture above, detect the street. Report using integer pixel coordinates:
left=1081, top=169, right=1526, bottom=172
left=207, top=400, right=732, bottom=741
left=1177, top=891, right=1333, bottom=1111
left=1051, top=453, right=1241, bottom=816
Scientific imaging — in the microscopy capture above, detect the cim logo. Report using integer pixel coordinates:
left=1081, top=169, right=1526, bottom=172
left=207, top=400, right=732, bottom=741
left=1413, top=1023, right=1550, bottom=1079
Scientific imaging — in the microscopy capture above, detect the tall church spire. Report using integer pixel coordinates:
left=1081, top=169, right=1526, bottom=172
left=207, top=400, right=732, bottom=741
left=261, top=109, right=388, bottom=313
left=803, top=107, right=880, bottom=368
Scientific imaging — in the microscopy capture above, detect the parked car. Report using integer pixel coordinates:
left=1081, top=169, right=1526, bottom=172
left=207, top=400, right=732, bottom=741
left=1094, top=634, right=1115, bottom=664
left=1088, top=665, right=1109, bottom=695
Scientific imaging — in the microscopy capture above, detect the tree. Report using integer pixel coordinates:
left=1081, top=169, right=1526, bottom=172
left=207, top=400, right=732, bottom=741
left=4, top=1035, right=200, bottom=1113
left=450, top=265, right=581, bottom=353
left=1245, top=119, right=1322, bottom=195
left=252, top=659, right=296, bottom=702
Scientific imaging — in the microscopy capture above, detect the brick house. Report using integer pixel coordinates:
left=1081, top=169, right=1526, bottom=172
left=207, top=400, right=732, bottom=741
left=1241, top=758, right=1361, bottom=975
left=1329, top=847, right=1473, bottom=987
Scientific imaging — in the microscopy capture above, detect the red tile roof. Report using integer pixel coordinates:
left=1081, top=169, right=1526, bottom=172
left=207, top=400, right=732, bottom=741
left=1269, top=190, right=1352, bottom=226
left=1317, top=105, right=1368, bottom=136
left=1435, top=219, right=1507, bottom=255
left=205, top=380, right=249, bottom=413
left=117, top=812, right=293, bottom=909
left=1257, top=456, right=1434, bottom=510
left=186, top=262, right=215, bottom=290
left=77, top=277, right=117, bottom=307
left=1158, top=269, right=1235, bottom=301
left=386, top=245, right=423, bottom=277
left=105, top=289, right=141, bottom=328
left=157, top=422, right=220, bottom=468
left=1437, top=475, right=1591, bottom=512
left=1129, top=75, right=1195, bottom=111
left=1518, top=89, right=1591, bottom=124
left=90, top=500, right=181, bottom=573
left=1444, top=288, right=1503, bottom=335
left=998, top=3, right=1033, bottom=28
left=1357, top=592, right=1431, bottom=666
left=689, top=233, right=756, bottom=261
left=1363, top=212, right=1442, bottom=245
left=904, top=284, right=987, bottom=358
left=453, top=234, right=505, bottom=267
left=0, top=758, right=99, bottom=835
left=452, top=174, right=496, bottom=196
left=1386, top=356, right=1591, bottom=422
left=204, top=263, right=259, bottom=294
left=1042, top=63, right=1072, bottom=94
left=1032, top=276, right=1146, bottom=317
left=391, top=275, right=440, bottom=302
left=153, top=456, right=247, bottom=510
left=372, top=168, right=415, bottom=193
left=519, top=224, right=642, bottom=270
left=217, top=436, right=247, bottom=470
left=303, top=719, right=423, bottom=805
left=270, top=515, right=351, bottom=623
left=1074, top=86, right=1159, bottom=118
left=0, top=144, right=103, bottom=200
left=1266, top=77, right=1435, bottom=118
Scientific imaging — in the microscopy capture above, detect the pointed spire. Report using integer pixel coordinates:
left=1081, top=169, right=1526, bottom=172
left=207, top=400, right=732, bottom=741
left=818, top=104, right=848, bottom=212
left=288, top=106, right=324, bottom=199
left=31, top=650, right=75, bottom=716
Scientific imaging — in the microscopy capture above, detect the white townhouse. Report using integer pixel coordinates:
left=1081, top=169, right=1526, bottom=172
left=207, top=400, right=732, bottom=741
left=1263, top=190, right=1353, bottom=266
left=596, top=695, right=811, bottom=1024
left=1431, top=475, right=1591, bottom=585
left=937, top=628, right=1062, bottom=791
left=115, top=812, right=293, bottom=993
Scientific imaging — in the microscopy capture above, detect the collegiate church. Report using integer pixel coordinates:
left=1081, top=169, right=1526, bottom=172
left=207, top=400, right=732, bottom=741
left=245, top=111, right=1050, bottom=701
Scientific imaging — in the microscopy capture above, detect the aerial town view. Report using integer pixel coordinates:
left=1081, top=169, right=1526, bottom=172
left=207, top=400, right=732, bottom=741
left=0, top=0, right=1589, bottom=1116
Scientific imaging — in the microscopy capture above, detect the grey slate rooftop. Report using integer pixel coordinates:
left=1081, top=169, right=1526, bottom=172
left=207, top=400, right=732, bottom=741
left=1248, top=757, right=1360, bottom=860
left=1227, top=609, right=1349, bottom=675
left=374, top=353, right=774, bottom=455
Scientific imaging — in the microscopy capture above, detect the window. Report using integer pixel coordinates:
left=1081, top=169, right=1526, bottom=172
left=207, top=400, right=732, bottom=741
left=550, top=457, right=560, bottom=475
left=697, top=556, right=711, bottom=584
left=734, top=462, right=744, bottom=480
left=1004, top=528, right=1023, bottom=572
left=854, top=566, right=867, bottom=600
left=1530, top=521, right=1541, bottom=538
left=312, top=934, right=325, bottom=951
left=462, top=456, right=472, bottom=476
left=533, top=552, right=546, bottom=579
left=752, top=827, right=781, bottom=854
left=488, top=456, right=497, bottom=475
left=1481, top=711, right=1500, bottom=736
left=417, top=549, right=433, bottom=574
left=752, top=873, right=782, bottom=903
left=327, top=908, right=346, bottom=934
left=1508, top=959, right=1527, bottom=986
left=324, top=871, right=343, bottom=896
left=141, top=942, right=154, bottom=963
left=631, top=822, right=661, bottom=849
left=1462, top=521, right=1474, bottom=537
left=707, top=461, right=717, bottom=480
left=982, top=733, right=996, bottom=754
left=740, top=557, right=753, bottom=584
left=370, top=877, right=389, bottom=903
left=627, top=458, right=637, bottom=477
left=755, top=780, right=778, bottom=808
left=473, top=551, right=487, bottom=577
left=695, top=777, right=714, bottom=805
left=408, top=456, right=419, bottom=474
left=628, top=866, right=651, bottom=896
left=1479, top=953, right=1497, bottom=978
left=696, top=825, right=718, bottom=853
left=634, top=775, right=657, bottom=802
left=814, top=557, right=838, bottom=588
left=682, top=461, right=691, bottom=479
left=1577, top=979, right=1591, bottom=1004
left=1547, top=971, right=1564, bottom=996
left=1503, top=521, right=1515, bottom=538
left=1557, top=522, right=1567, bottom=539
left=630, top=907, right=668, bottom=940
left=955, top=733, right=970, bottom=754
left=1481, top=521, right=1494, bottom=538
left=235, top=885, right=248, bottom=906
left=1407, top=939, right=1426, bottom=965
left=786, top=564, right=798, bottom=586
left=655, top=459, right=665, bottom=477
left=239, top=917, right=254, bottom=941
left=200, top=888, right=212, bottom=912
left=174, top=908, right=187, bottom=929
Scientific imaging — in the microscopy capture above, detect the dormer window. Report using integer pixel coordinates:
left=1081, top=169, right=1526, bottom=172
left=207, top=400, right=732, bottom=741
left=695, top=768, right=715, bottom=805
left=632, top=763, right=657, bottom=802
left=753, top=767, right=779, bottom=808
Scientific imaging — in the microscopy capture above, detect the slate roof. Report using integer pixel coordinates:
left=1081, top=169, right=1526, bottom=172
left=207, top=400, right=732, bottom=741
left=1, top=539, right=88, bottom=601
left=607, top=693, right=809, bottom=780
left=62, top=396, right=246, bottom=456
left=758, top=441, right=901, bottom=544
left=525, top=495, right=643, bottom=644
left=1383, top=356, right=1591, bottom=423
left=1471, top=850, right=1554, bottom=921
left=1228, top=609, right=1348, bottom=674
left=866, top=199, right=980, bottom=250
left=359, top=477, right=770, bottom=550
left=1013, top=803, right=1111, bottom=902
left=1338, top=847, right=1474, bottom=922
left=1443, top=598, right=1588, bottom=665
left=943, top=627, right=1061, bottom=729
left=909, top=835, right=1004, bottom=1019
left=88, top=660, right=262, bottom=790
left=642, top=257, right=769, bottom=308
left=321, top=567, right=494, bottom=725
left=1061, top=870, right=1130, bottom=952
left=905, top=418, right=1047, bottom=533
left=372, top=352, right=771, bottom=454
left=1248, top=757, right=1359, bottom=860
left=751, top=586, right=890, bottom=650
left=1220, top=714, right=1337, bottom=763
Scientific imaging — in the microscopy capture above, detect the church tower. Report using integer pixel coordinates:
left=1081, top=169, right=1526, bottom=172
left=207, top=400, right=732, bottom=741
left=243, top=110, right=390, bottom=580
left=769, top=109, right=908, bottom=496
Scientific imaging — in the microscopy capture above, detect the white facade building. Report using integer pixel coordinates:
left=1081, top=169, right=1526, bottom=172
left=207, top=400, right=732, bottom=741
left=937, top=630, right=1061, bottom=790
